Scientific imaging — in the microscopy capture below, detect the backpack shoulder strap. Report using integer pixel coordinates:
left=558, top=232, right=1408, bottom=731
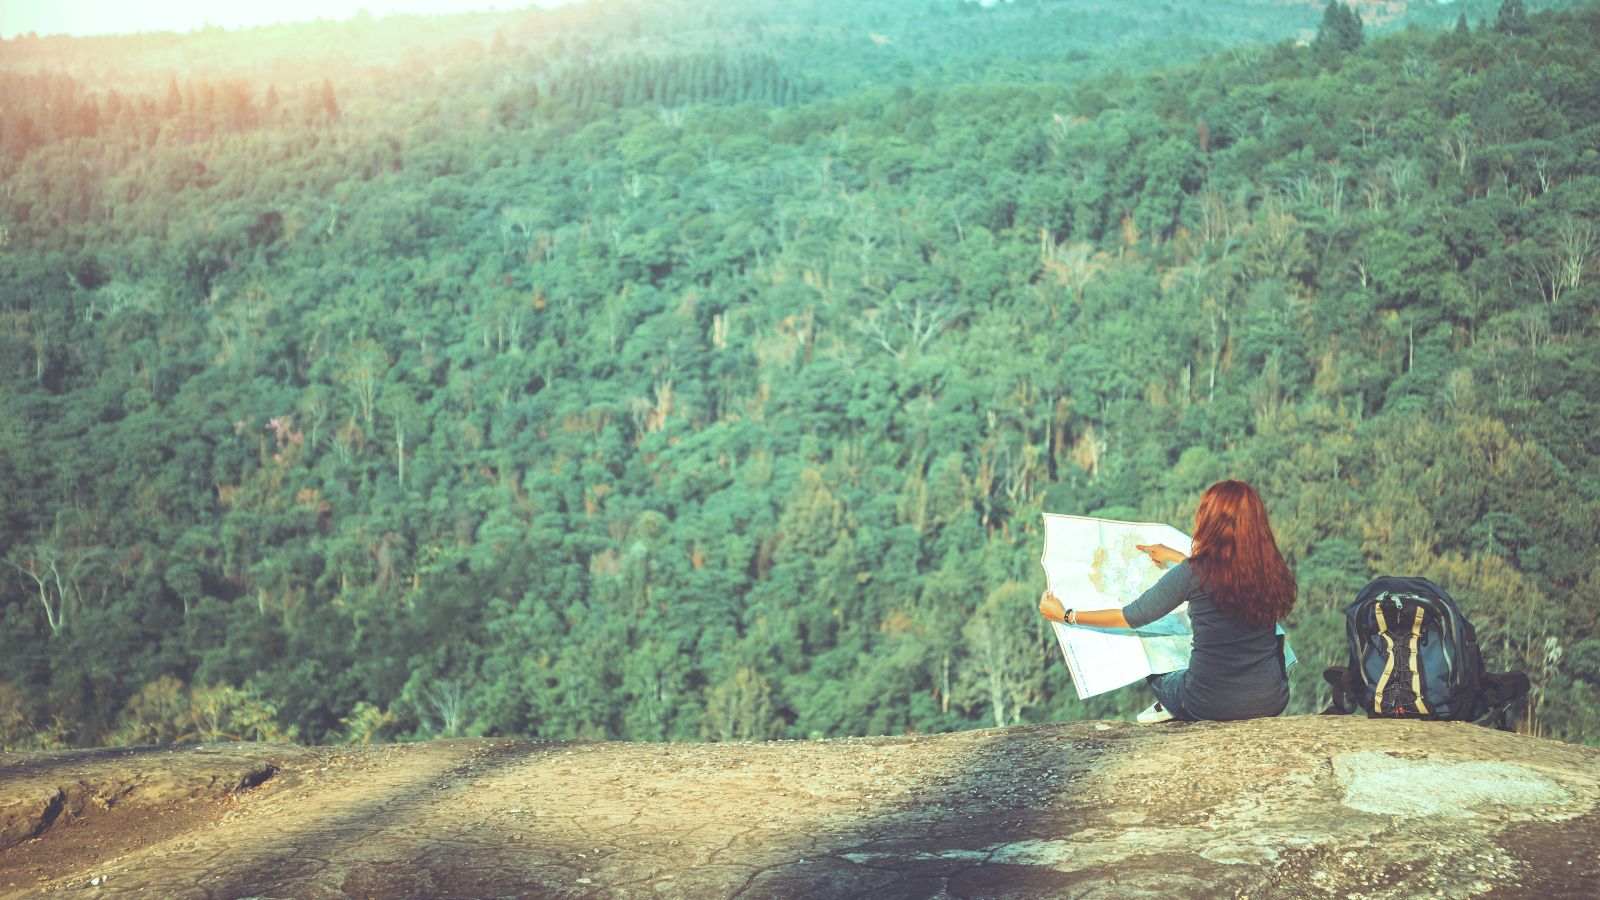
left=1322, top=666, right=1359, bottom=715
left=1479, top=671, right=1530, bottom=731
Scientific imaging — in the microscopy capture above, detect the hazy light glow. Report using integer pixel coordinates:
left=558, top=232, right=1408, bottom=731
left=0, top=1, right=561, bottom=39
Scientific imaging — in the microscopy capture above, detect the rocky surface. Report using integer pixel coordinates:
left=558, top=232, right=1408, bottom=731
left=1, top=717, right=1597, bottom=898
left=0, top=742, right=311, bottom=855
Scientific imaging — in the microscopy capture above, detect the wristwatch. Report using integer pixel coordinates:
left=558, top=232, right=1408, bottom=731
left=1065, top=608, right=1076, bottom=625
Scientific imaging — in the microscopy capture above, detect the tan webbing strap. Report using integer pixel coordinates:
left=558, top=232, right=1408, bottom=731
left=1409, top=604, right=1429, bottom=715
left=1373, top=600, right=1395, bottom=711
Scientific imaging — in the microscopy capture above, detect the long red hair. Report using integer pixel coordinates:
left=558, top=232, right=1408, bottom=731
left=1187, top=480, right=1296, bottom=627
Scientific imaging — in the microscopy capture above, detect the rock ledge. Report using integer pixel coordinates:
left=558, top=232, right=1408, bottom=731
left=1, top=719, right=1597, bottom=898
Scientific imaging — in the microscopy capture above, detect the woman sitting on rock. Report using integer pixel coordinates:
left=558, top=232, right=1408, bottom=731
left=1038, top=479, right=1297, bottom=723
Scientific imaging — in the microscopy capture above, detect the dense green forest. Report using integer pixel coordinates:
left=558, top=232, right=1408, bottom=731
left=2, top=0, right=1598, bottom=751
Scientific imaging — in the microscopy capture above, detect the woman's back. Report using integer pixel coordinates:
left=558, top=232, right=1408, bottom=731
left=1125, top=562, right=1288, bottom=720
left=1184, top=573, right=1288, bottom=719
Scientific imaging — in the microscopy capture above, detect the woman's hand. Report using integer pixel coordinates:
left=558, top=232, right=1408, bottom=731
left=1038, top=590, right=1067, bottom=623
left=1135, top=543, right=1187, bottom=567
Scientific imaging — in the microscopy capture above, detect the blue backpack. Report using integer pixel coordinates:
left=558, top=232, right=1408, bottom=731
left=1322, top=576, right=1528, bottom=730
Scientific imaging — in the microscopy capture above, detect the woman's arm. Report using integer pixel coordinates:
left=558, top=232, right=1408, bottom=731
left=1067, top=606, right=1131, bottom=629
left=1037, top=592, right=1132, bottom=629
left=1039, top=561, right=1193, bottom=630
left=1121, top=563, right=1194, bottom=629
left=1135, top=543, right=1187, bottom=566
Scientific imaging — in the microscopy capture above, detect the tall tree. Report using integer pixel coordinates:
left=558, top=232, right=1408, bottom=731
left=1314, top=1, right=1364, bottom=59
left=1494, top=0, right=1531, bottom=36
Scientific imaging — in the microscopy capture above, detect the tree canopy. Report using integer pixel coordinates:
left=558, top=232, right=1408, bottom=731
left=2, top=0, right=1597, bottom=750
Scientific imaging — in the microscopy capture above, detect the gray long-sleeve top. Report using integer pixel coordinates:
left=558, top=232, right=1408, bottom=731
left=1124, top=561, right=1288, bottom=720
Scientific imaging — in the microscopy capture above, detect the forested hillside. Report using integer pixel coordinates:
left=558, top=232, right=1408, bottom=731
left=2, top=0, right=1598, bottom=750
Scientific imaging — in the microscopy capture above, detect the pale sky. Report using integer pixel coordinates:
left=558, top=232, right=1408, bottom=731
left=0, top=0, right=577, bottom=39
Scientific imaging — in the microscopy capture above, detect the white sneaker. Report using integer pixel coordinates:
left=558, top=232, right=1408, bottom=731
left=1136, top=701, right=1175, bottom=724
